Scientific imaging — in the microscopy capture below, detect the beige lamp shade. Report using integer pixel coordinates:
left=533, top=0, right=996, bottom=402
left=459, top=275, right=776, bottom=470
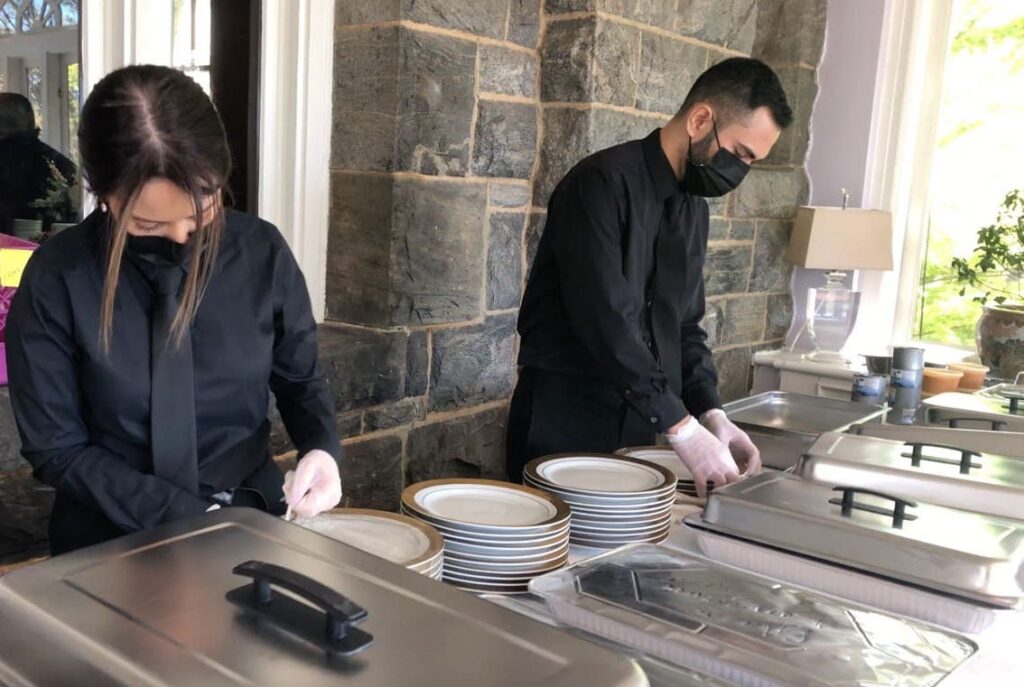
left=787, top=206, right=894, bottom=271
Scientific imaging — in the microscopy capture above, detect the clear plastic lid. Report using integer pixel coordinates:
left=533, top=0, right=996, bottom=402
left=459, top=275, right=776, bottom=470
left=529, top=544, right=976, bottom=687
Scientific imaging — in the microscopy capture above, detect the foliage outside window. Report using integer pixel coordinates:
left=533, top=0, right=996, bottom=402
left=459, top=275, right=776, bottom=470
left=914, top=0, right=1024, bottom=346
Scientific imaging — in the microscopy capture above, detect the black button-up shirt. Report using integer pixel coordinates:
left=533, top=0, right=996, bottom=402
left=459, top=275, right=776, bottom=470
left=518, top=129, right=720, bottom=432
left=7, top=209, right=339, bottom=534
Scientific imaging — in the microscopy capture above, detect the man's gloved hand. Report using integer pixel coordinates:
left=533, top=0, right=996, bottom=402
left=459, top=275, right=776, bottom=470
left=283, top=449, right=343, bottom=518
left=700, top=408, right=762, bottom=476
left=666, top=417, right=740, bottom=498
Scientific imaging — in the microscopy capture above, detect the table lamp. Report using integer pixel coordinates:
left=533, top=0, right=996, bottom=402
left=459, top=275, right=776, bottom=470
left=786, top=205, right=893, bottom=364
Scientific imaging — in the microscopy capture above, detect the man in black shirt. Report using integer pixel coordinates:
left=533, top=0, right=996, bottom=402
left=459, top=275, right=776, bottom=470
left=0, top=93, right=77, bottom=234
left=508, top=58, right=793, bottom=495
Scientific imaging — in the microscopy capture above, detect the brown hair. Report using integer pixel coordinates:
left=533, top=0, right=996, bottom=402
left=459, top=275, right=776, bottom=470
left=78, top=65, right=231, bottom=350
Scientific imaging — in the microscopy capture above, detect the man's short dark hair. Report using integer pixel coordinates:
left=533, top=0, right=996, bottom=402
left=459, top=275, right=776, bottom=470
left=0, top=93, right=38, bottom=139
left=679, top=57, right=792, bottom=129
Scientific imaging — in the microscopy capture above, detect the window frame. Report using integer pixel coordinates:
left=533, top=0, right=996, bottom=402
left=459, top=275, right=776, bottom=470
left=857, top=0, right=959, bottom=352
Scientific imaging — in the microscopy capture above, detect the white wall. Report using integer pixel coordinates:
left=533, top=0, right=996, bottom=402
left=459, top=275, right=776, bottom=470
left=786, top=0, right=890, bottom=353
left=806, top=0, right=889, bottom=208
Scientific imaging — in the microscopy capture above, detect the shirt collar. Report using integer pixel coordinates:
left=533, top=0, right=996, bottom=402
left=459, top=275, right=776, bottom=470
left=641, top=128, right=679, bottom=202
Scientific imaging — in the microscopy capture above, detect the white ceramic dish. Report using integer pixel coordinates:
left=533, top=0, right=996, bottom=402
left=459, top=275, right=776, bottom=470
left=533, top=455, right=672, bottom=493
left=410, top=482, right=558, bottom=526
left=293, top=508, right=444, bottom=568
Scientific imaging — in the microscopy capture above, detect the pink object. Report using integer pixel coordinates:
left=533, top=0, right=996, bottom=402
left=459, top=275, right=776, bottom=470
left=0, top=234, right=39, bottom=385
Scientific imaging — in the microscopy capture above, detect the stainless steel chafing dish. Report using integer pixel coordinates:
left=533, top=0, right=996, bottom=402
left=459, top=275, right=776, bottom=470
left=796, top=432, right=1024, bottom=521
left=684, top=471, right=1024, bottom=608
left=529, top=544, right=977, bottom=687
left=922, top=391, right=1024, bottom=431
left=0, top=509, right=647, bottom=687
left=722, top=392, right=886, bottom=469
left=851, top=422, right=1024, bottom=459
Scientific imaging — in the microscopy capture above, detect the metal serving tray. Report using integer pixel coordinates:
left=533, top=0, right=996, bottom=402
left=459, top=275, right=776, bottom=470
left=0, top=509, right=647, bottom=687
left=529, top=545, right=976, bottom=687
left=796, top=432, right=1024, bottom=521
left=922, top=392, right=1024, bottom=431
left=851, top=423, right=1024, bottom=459
left=722, top=392, right=886, bottom=469
left=685, top=471, right=1024, bottom=607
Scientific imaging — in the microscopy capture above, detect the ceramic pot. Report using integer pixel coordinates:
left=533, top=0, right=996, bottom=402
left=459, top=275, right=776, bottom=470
left=977, top=304, right=1024, bottom=380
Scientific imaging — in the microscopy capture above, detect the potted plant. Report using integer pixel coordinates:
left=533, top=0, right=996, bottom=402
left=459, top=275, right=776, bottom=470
left=28, top=159, right=78, bottom=237
left=952, top=189, right=1024, bottom=379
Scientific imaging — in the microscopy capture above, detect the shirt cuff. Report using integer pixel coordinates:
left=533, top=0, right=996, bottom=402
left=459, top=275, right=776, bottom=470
left=163, top=492, right=215, bottom=524
left=681, top=382, right=722, bottom=420
left=623, top=387, right=688, bottom=434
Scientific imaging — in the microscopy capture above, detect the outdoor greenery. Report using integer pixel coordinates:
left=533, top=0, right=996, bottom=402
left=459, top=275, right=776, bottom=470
left=914, top=0, right=1024, bottom=346
left=951, top=189, right=1024, bottom=306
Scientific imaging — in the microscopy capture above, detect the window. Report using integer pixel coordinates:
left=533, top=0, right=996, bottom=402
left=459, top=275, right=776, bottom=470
left=913, top=0, right=1024, bottom=347
left=0, top=0, right=78, bottom=33
left=172, top=0, right=211, bottom=95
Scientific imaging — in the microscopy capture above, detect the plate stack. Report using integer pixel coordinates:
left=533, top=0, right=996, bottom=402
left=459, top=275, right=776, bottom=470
left=294, top=508, right=444, bottom=580
left=616, top=446, right=714, bottom=500
left=401, top=479, right=571, bottom=594
left=525, top=454, right=676, bottom=548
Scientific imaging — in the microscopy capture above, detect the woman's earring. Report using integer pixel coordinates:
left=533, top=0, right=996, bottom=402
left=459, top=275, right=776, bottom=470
left=100, top=202, right=109, bottom=213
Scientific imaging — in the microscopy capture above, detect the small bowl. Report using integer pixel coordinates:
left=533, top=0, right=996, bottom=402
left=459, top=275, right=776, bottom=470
left=861, top=354, right=892, bottom=375
left=922, top=368, right=964, bottom=394
left=948, top=362, right=989, bottom=390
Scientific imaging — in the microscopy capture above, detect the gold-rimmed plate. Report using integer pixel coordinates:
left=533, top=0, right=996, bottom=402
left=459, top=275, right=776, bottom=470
left=525, top=454, right=677, bottom=497
left=402, top=479, right=571, bottom=532
left=293, top=507, right=444, bottom=569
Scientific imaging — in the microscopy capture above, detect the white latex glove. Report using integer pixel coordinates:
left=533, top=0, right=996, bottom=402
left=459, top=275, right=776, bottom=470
left=666, top=417, right=740, bottom=498
left=282, top=449, right=342, bottom=519
left=700, top=408, right=762, bottom=476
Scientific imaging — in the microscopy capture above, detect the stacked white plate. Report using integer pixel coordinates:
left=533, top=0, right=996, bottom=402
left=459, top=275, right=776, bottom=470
left=524, top=454, right=676, bottom=548
left=401, top=479, right=571, bottom=595
left=294, top=508, right=444, bottom=580
left=616, top=446, right=714, bottom=500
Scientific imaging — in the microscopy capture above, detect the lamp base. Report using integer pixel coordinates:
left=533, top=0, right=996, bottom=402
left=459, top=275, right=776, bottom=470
left=803, top=350, right=849, bottom=366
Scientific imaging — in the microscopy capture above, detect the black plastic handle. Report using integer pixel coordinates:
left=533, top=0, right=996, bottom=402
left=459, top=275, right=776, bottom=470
left=233, top=560, right=369, bottom=645
left=1004, top=397, right=1021, bottom=415
left=945, top=417, right=1008, bottom=431
left=901, top=442, right=982, bottom=475
left=829, top=486, right=918, bottom=529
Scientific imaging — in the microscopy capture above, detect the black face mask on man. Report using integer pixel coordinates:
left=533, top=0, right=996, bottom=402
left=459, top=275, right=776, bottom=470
left=680, top=118, right=750, bottom=197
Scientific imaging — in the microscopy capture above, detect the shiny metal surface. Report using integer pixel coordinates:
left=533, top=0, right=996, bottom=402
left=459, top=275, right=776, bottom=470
left=796, top=432, right=1024, bottom=521
left=689, top=472, right=1024, bottom=606
left=530, top=545, right=976, bottom=687
left=722, top=392, right=886, bottom=469
left=0, top=510, right=647, bottom=687
left=851, top=423, right=1024, bottom=459
left=923, top=392, right=1024, bottom=431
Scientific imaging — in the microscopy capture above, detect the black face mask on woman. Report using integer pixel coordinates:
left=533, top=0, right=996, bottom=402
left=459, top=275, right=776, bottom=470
left=125, top=234, right=193, bottom=266
left=680, top=118, right=750, bottom=197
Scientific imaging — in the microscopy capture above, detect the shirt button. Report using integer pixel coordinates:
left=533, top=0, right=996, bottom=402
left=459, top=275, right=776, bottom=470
left=646, top=299, right=653, bottom=308
left=649, top=416, right=658, bottom=424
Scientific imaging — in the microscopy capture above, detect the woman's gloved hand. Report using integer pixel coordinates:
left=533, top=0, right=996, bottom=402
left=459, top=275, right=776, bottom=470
left=283, top=449, right=342, bottom=518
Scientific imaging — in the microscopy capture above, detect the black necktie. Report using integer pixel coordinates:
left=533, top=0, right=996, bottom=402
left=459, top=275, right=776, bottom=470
left=147, top=264, right=199, bottom=494
left=650, top=196, right=686, bottom=395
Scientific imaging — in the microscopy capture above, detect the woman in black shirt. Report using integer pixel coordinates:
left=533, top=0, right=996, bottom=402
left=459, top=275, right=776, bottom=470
left=7, top=65, right=342, bottom=554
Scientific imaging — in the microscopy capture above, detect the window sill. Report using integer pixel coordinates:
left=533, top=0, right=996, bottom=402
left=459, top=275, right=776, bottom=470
left=911, top=341, right=979, bottom=366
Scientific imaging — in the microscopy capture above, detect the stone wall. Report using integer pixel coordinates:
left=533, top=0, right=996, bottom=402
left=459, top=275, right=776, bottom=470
left=321, top=0, right=826, bottom=509
left=0, top=0, right=826, bottom=561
